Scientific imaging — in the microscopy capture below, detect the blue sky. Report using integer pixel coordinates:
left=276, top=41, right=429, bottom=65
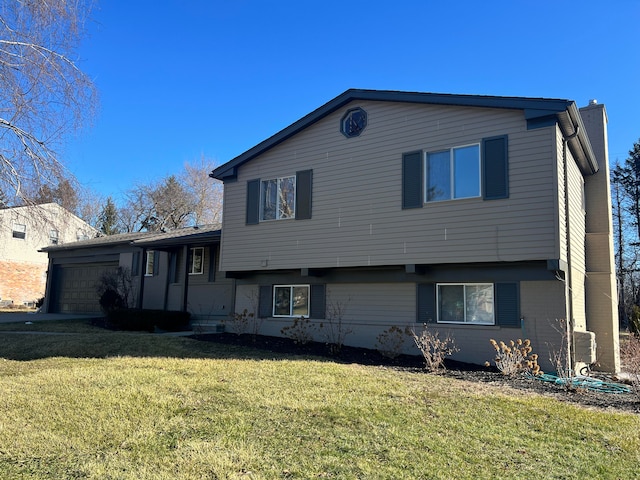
left=65, top=0, right=640, bottom=202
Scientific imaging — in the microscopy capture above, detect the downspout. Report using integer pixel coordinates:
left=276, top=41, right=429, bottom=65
left=562, top=124, right=579, bottom=374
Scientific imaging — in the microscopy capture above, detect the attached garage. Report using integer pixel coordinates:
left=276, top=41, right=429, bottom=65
left=49, top=262, right=118, bottom=314
left=41, top=231, right=155, bottom=315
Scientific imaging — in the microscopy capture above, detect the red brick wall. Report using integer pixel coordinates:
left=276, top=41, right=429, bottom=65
left=0, top=261, right=47, bottom=305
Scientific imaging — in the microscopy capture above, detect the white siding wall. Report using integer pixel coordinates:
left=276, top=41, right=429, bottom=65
left=0, top=203, right=96, bottom=265
left=220, top=101, right=560, bottom=272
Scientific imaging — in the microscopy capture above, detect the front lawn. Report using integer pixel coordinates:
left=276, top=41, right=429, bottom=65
left=0, top=320, right=638, bottom=479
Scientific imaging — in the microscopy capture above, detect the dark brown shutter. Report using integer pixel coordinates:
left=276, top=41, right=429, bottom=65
left=246, top=179, right=260, bottom=225
left=295, top=170, right=313, bottom=220
left=402, top=151, right=423, bottom=209
left=483, top=135, right=509, bottom=200
left=417, top=283, right=436, bottom=324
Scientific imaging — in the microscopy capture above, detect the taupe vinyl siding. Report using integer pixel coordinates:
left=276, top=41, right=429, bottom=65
left=220, top=101, right=562, bottom=272
left=567, top=140, right=587, bottom=331
left=325, top=283, right=415, bottom=326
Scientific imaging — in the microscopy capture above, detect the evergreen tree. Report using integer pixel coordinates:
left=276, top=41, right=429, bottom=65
left=98, top=197, right=121, bottom=235
left=611, top=138, right=640, bottom=329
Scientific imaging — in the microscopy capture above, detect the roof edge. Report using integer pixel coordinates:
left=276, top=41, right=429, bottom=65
left=210, top=89, right=577, bottom=180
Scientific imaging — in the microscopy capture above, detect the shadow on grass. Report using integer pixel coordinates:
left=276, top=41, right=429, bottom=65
left=0, top=319, right=425, bottom=368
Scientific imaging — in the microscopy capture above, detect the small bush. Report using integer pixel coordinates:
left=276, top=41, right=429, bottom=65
left=281, top=316, right=315, bottom=345
left=487, top=338, right=542, bottom=376
left=96, top=267, right=135, bottom=310
left=410, top=324, right=458, bottom=372
left=630, top=306, right=640, bottom=335
left=99, top=289, right=125, bottom=314
left=224, top=309, right=253, bottom=335
left=318, top=294, right=352, bottom=355
left=621, top=333, right=640, bottom=401
left=376, top=326, right=410, bottom=359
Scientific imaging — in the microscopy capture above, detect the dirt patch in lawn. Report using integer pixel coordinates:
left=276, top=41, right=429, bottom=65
left=193, top=332, right=639, bottom=415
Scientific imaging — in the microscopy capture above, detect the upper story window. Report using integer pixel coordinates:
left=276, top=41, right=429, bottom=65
left=12, top=223, right=26, bottom=239
left=261, top=176, right=296, bottom=221
left=426, top=144, right=480, bottom=202
left=340, top=107, right=368, bottom=138
left=145, top=250, right=155, bottom=276
left=49, top=230, right=59, bottom=245
left=402, top=135, right=508, bottom=210
left=437, top=283, right=494, bottom=325
left=189, top=247, right=204, bottom=275
left=247, top=170, right=312, bottom=225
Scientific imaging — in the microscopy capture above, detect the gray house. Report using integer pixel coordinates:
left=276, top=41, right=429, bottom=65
left=42, top=225, right=233, bottom=328
left=210, top=89, right=619, bottom=373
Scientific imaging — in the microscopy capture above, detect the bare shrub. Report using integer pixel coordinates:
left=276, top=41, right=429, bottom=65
left=376, top=326, right=410, bottom=359
left=225, top=309, right=253, bottom=336
left=621, top=333, right=640, bottom=401
left=410, top=324, right=458, bottom=372
left=547, top=318, right=573, bottom=386
left=487, top=338, right=542, bottom=376
left=95, top=267, right=135, bottom=313
left=318, top=295, right=352, bottom=355
left=281, top=317, right=315, bottom=345
left=225, top=290, right=264, bottom=339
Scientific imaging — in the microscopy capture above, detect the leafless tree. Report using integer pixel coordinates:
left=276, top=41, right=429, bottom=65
left=120, top=175, right=196, bottom=232
left=149, top=175, right=195, bottom=230
left=119, top=156, right=223, bottom=232
left=0, top=0, right=97, bottom=206
left=181, top=155, right=223, bottom=226
left=120, top=183, right=157, bottom=232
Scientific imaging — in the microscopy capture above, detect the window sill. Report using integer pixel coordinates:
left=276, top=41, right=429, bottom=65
left=436, top=321, right=496, bottom=327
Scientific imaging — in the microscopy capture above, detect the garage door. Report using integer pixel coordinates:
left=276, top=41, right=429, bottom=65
left=49, top=263, right=119, bottom=314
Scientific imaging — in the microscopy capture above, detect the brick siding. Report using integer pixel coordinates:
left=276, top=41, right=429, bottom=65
left=0, top=261, right=47, bottom=305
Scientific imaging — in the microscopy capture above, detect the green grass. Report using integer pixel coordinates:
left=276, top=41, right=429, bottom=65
left=0, top=320, right=639, bottom=479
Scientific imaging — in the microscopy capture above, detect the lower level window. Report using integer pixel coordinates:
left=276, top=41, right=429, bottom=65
left=145, top=251, right=155, bottom=276
left=188, top=247, right=204, bottom=275
left=273, top=285, right=309, bottom=317
left=437, top=283, right=494, bottom=324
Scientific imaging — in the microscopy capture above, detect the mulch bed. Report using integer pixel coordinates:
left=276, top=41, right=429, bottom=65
left=192, top=332, right=640, bottom=414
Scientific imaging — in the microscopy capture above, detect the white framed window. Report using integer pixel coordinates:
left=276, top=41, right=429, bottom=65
left=145, top=251, right=155, bottom=276
left=49, top=230, right=59, bottom=244
left=426, top=144, right=480, bottom=202
left=273, top=285, right=310, bottom=317
left=260, top=176, right=296, bottom=221
left=188, top=247, right=204, bottom=275
left=437, top=283, right=494, bottom=324
left=76, top=229, right=90, bottom=241
left=12, top=223, right=26, bottom=239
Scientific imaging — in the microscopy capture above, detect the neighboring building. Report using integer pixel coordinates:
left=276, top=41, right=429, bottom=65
left=0, top=203, right=97, bottom=306
left=41, top=225, right=233, bottom=327
left=210, top=89, right=619, bottom=373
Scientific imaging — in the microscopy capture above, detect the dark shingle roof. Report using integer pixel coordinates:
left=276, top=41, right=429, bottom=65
left=41, top=225, right=221, bottom=252
left=210, top=88, right=597, bottom=180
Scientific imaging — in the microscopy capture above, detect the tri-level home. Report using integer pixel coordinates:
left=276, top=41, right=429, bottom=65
left=210, top=89, right=618, bottom=373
